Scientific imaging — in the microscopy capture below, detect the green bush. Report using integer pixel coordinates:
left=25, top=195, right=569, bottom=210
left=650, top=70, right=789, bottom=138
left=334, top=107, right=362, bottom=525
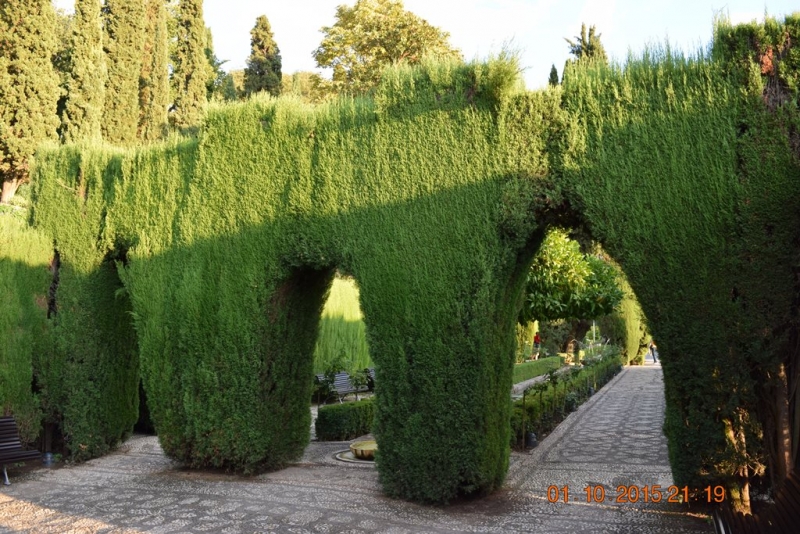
left=315, top=398, right=375, bottom=441
left=512, top=356, right=562, bottom=383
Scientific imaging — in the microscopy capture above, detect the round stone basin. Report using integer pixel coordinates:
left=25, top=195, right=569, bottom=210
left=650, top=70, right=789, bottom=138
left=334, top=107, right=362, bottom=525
left=350, top=440, right=377, bottom=461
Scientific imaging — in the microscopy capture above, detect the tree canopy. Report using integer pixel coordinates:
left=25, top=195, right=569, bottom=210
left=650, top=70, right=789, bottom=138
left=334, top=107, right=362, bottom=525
left=548, top=64, right=558, bottom=86
left=519, top=229, right=623, bottom=324
left=170, top=0, right=208, bottom=130
left=243, top=15, right=282, bottom=97
left=565, top=23, right=608, bottom=64
left=102, top=0, right=145, bottom=144
left=63, top=0, right=105, bottom=143
left=313, top=0, right=461, bottom=95
left=0, top=0, right=61, bottom=202
left=138, top=0, right=170, bottom=141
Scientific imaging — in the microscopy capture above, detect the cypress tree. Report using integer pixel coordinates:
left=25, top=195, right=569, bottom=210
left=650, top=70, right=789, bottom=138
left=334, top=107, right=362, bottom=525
left=548, top=64, right=559, bottom=86
left=139, top=0, right=169, bottom=141
left=63, top=0, right=106, bottom=143
left=565, top=23, right=608, bottom=64
left=103, top=0, right=146, bottom=145
left=0, top=0, right=61, bottom=202
left=171, top=0, right=208, bottom=130
left=244, top=15, right=282, bottom=97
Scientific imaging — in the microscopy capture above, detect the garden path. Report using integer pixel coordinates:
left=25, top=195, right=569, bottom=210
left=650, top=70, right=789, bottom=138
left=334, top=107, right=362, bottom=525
left=0, top=364, right=712, bottom=533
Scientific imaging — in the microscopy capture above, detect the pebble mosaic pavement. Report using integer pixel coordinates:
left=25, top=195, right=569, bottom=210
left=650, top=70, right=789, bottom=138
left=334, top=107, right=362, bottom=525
left=1, top=363, right=713, bottom=533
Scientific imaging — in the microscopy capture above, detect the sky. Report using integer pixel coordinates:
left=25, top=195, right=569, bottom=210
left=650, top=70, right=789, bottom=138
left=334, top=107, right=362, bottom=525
left=54, top=0, right=799, bottom=90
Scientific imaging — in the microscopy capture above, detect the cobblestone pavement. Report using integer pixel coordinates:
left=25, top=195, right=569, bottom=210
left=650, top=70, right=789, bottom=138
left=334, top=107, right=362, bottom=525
left=1, top=365, right=712, bottom=533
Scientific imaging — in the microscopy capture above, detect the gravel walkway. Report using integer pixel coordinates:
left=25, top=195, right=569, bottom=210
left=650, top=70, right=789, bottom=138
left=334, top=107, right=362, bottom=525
left=0, top=364, right=711, bottom=533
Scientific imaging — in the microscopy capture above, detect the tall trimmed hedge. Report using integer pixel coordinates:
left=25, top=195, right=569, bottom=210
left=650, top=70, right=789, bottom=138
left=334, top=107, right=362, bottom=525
left=31, top=146, right=140, bottom=460
left=0, top=213, right=51, bottom=442
left=16, top=16, right=800, bottom=508
left=31, top=57, right=555, bottom=502
left=560, top=16, right=800, bottom=507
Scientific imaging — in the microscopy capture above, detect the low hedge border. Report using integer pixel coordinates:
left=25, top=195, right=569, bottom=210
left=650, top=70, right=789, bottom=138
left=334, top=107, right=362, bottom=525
left=511, top=352, right=623, bottom=448
left=315, top=397, right=375, bottom=441
left=314, top=353, right=622, bottom=445
left=512, top=356, right=562, bottom=383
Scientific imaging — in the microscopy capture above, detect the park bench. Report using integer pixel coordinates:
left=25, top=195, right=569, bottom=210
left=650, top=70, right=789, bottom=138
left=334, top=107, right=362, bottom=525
left=1, top=416, right=41, bottom=485
left=713, top=468, right=800, bottom=533
left=314, top=368, right=375, bottom=403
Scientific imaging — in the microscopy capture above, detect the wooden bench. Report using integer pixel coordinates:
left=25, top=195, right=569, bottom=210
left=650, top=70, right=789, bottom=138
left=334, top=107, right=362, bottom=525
left=713, top=468, right=800, bottom=533
left=314, top=369, right=375, bottom=403
left=1, top=416, right=41, bottom=485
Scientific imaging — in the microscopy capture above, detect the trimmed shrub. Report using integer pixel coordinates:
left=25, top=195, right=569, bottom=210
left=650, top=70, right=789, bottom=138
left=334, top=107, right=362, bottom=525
left=315, top=398, right=376, bottom=441
left=512, top=356, right=562, bottom=383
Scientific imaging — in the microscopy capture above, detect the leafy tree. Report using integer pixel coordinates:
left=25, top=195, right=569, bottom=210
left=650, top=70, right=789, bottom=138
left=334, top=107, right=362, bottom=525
left=0, top=0, right=61, bottom=202
left=205, top=28, right=228, bottom=101
left=138, top=0, right=170, bottom=141
left=519, top=229, right=624, bottom=350
left=171, top=0, right=208, bottom=130
left=63, top=0, right=105, bottom=143
left=219, top=69, right=244, bottom=101
left=102, top=0, right=145, bottom=145
left=281, top=71, right=327, bottom=103
left=313, top=0, right=461, bottom=95
left=548, top=64, right=559, bottom=86
left=244, top=15, right=282, bottom=97
left=565, top=23, right=608, bottom=64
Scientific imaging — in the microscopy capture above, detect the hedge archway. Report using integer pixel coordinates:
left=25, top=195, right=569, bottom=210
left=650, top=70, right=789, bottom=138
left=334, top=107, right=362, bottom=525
left=27, top=19, right=800, bottom=506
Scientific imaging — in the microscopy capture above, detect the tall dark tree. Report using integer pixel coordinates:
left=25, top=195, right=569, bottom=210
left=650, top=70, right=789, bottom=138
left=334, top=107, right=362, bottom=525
left=52, top=7, right=73, bottom=138
left=103, top=0, right=146, bottom=145
left=0, top=0, right=61, bottom=202
left=219, top=69, right=244, bottom=101
left=63, top=0, right=105, bottom=143
left=139, top=0, right=169, bottom=141
left=171, top=0, right=208, bottom=129
left=565, top=23, right=608, bottom=63
left=243, top=15, right=282, bottom=97
left=548, top=64, right=559, bottom=86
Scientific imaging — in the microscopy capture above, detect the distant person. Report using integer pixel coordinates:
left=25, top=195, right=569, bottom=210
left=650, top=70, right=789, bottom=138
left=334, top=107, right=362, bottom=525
left=649, top=340, right=658, bottom=363
left=533, top=332, right=542, bottom=359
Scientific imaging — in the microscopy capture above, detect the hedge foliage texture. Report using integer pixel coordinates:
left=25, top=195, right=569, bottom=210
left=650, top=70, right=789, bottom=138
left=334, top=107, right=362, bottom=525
left=18, top=14, right=800, bottom=504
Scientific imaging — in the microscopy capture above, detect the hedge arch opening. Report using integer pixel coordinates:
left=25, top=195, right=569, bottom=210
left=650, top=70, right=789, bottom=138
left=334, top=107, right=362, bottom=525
left=313, top=272, right=372, bottom=377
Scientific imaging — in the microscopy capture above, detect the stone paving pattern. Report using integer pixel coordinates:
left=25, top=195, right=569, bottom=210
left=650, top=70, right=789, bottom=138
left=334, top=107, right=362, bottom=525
left=1, top=365, right=713, bottom=533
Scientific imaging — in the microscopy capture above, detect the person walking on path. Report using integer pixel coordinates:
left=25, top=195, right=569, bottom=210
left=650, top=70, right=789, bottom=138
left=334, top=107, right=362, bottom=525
left=649, top=340, right=658, bottom=363
left=533, top=332, right=541, bottom=359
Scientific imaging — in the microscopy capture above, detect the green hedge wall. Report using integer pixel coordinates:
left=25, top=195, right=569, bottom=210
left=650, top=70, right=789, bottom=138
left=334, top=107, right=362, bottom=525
left=315, top=398, right=375, bottom=441
left=30, top=57, right=560, bottom=502
left=560, top=15, right=800, bottom=503
left=17, top=16, right=800, bottom=507
left=31, top=146, right=140, bottom=460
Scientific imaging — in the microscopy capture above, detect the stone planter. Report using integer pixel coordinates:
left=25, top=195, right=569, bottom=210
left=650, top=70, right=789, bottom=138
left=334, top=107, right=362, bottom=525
left=350, top=440, right=377, bottom=461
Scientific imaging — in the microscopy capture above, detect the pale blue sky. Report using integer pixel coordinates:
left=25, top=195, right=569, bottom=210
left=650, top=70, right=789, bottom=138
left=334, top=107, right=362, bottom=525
left=55, top=0, right=799, bottom=89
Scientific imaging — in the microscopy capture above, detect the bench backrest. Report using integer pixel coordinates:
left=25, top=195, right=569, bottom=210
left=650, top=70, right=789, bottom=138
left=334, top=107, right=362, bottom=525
left=0, top=417, right=24, bottom=452
left=332, top=373, right=357, bottom=393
